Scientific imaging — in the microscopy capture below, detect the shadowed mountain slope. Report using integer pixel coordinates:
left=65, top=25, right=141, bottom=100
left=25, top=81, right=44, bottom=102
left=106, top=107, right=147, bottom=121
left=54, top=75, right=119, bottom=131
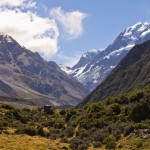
left=78, top=39, right=150, bottom=107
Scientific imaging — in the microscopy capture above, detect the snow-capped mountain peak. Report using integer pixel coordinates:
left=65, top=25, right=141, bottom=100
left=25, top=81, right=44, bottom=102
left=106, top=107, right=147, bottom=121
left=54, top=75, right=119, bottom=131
left=60, top=22, right=150, bottom=91
left=123, top=22, right=150, bottom=40
left=71, top=49, right=101, bottom=70
left=59, top=64, right=72, bottom=74
left=82, top=49, right=101, bottom=58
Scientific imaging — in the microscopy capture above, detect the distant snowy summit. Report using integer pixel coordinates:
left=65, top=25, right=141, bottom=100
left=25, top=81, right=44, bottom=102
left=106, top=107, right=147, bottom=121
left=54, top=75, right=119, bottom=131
left=60, top=22, right=150, bottom=91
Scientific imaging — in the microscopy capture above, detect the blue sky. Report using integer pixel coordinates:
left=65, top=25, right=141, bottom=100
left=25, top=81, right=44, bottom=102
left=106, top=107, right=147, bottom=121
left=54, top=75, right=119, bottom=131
left=0, top=0, right=150, bottom=66
left=38, top=0, right=150, bottom=66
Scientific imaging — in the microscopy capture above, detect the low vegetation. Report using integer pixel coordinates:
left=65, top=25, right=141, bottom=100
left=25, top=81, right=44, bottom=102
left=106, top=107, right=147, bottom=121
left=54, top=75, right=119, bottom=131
left=0, top=86, right=150, bottom=149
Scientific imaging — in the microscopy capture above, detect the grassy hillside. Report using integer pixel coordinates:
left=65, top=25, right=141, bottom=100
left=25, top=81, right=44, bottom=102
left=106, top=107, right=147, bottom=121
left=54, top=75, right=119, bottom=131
left=0, top=86, right=150, bottom=149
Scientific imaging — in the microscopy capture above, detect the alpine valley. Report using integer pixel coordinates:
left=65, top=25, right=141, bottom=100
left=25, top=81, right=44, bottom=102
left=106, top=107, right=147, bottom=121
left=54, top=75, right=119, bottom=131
left=0, top=22, right=150, bottom=150
left=1, top=0, right=150, bottom=149
left=0, top=34, right=89, bottom=107
left=1, top=37, right=150, bottom=149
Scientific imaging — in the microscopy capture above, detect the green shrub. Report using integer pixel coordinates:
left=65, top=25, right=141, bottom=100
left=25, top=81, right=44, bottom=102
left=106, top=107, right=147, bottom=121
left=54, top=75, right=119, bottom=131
left=124, top=125, right=134, bottom=136
left=69, top=137, right=89, bottom=150
left=110, top=103, right=121, bottom=115
left=24, top=126, right=37, bottom=136
left=135, top=141, right=143, bottom=148
left=86, top=103, right=104, bottom=113
left=65, top=127, right=74, bottom=137
left=13, top=110, right=28, bottom=124
left=59, top=110, right=66, bottom=115
left=54, top=122, right=64, bottom=129
left=60, top=137, right=68, bottom=143
left=93, top=131, right=108, bottom=142
left=130, top=92, right=144, bottom=103
left=77, top=129, right=90, bottom=139
left=37, top=127, right=46, bottom=137
left=78, top=143, right=89, bottom=150
left=65, top=110, right=77, bottom=122
left=103, top=135, right=116, bottom=144
left=113, top=130, right=121, bottom=140
left=93, top=141, right=101, bottom=148
left=118, top=143, right=123, bottom=149
left=129, top=100, right=150, bottom=122
left=60, top=146, right=68, bottom=150
left=103, top=135, right=116, bottom=149
left=1, top=104, right=14, bottom=110
left=105, top=141, right=116, bottom=150
left=69, top=138, right=80, bottom=150
left=47, top=120, right=55, bottom=127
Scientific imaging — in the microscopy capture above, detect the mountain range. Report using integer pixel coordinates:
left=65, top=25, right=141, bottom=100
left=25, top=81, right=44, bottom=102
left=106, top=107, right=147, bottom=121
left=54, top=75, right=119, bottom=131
left=61, top=22, right=150, bottom=91
left=78, top=39, right=150, bottom=107
left=0, top=34, right=88, bottom=107
left=1, top=22, right=150, bottom=108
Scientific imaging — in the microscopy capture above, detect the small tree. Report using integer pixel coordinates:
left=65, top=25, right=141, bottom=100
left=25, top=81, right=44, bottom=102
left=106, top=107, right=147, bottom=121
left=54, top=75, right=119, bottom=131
left=65, top=110, right=76, bottom=122
left=103, top=135, right=116, bottom=150
left=129, top=100, right=150, bottom=122
left=111, top=103, right=121, bottom=115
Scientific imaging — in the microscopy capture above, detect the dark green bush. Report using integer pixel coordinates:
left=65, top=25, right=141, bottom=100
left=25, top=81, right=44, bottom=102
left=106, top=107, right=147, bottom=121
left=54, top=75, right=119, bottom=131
left=1, top=104, right=14, bottom=110
left=135, top=141, right=143, bottom=148
left=65, top=110, right=77, bottom=122
left=59, top=109, right=66, bottom=115
left=60, top=137, right=68, bottom=143
left=77, top=129, right=90, bottom=139
left=69, top=138, right=80, bottom=150
left=37, top=127, right=46, bottom=137
left=93, top=141, right=101, bottom=148
left=24, top=126, right=37, bottom=136
left=78, top=143, right=89, bottom=150
left=110, top=103, right=121, bottom=115
left=92, top=131, right=108, bottom=142
left=65, top=127, right=74, bottom=137
left=124, top=125, right=134, bottom=136
left=105, top=141, right=116, bottom=150
left=13, top=110, right=28, bottom=124
left=129, top=100, right=150, bottom=122
left=54, top=122, right=64, bottom=129
left=103, top=135, right=116, bottom=144
left=103, top=135, right=116, bottom=149
left=130, top=92, right=144, bottom=103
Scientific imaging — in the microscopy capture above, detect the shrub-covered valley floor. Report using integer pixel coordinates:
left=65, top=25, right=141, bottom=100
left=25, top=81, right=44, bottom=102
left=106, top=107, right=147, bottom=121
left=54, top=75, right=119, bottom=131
left=0, top=86, right=150, bottom=150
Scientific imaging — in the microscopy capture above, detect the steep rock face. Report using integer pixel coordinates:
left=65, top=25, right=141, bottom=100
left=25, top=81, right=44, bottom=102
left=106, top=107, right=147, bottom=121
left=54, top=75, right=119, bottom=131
left=61, top=22, right=150, bottom=91
left=78, top=39, right=150, bottom=107
left=0, top=34, right=88, bottom=106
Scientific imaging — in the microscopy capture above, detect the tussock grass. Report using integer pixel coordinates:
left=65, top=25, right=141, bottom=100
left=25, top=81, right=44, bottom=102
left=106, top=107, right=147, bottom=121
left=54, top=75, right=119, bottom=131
left=0, top=134, right=69, bottom=150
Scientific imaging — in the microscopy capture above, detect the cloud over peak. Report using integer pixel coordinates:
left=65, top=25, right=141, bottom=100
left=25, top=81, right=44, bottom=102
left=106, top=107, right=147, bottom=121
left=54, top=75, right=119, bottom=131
left=0, top=0, right=59, bottom=57
left=0, top=1, right=87, bottom=60
left=50, top=7, right=87, bottom=39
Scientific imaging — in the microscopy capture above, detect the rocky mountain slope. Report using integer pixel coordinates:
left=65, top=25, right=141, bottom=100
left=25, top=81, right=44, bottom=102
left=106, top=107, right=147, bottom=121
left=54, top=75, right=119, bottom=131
left=0, top=34, right=88, bottom=107
left=61, top=22, right=150, bottom=91
left=78, top=39, right=150, bottom=107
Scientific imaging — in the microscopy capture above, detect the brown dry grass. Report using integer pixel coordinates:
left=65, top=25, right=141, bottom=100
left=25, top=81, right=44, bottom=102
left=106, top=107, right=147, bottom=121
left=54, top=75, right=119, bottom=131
left=0, top=133, right=150, bottom=150
left=0, top=134, right=69, bottom=150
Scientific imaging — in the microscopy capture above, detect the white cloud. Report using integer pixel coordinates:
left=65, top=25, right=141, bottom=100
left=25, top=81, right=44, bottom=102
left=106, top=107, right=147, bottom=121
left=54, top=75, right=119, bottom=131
left=0, top=3, right=59, bottom=57
left=50, top=7, right=87, bottom=39
left=0, top=1, right=87, bottom=59
left=52, top=51, right=81, bottom=67
left=0, top=0, right=36, bottom=8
